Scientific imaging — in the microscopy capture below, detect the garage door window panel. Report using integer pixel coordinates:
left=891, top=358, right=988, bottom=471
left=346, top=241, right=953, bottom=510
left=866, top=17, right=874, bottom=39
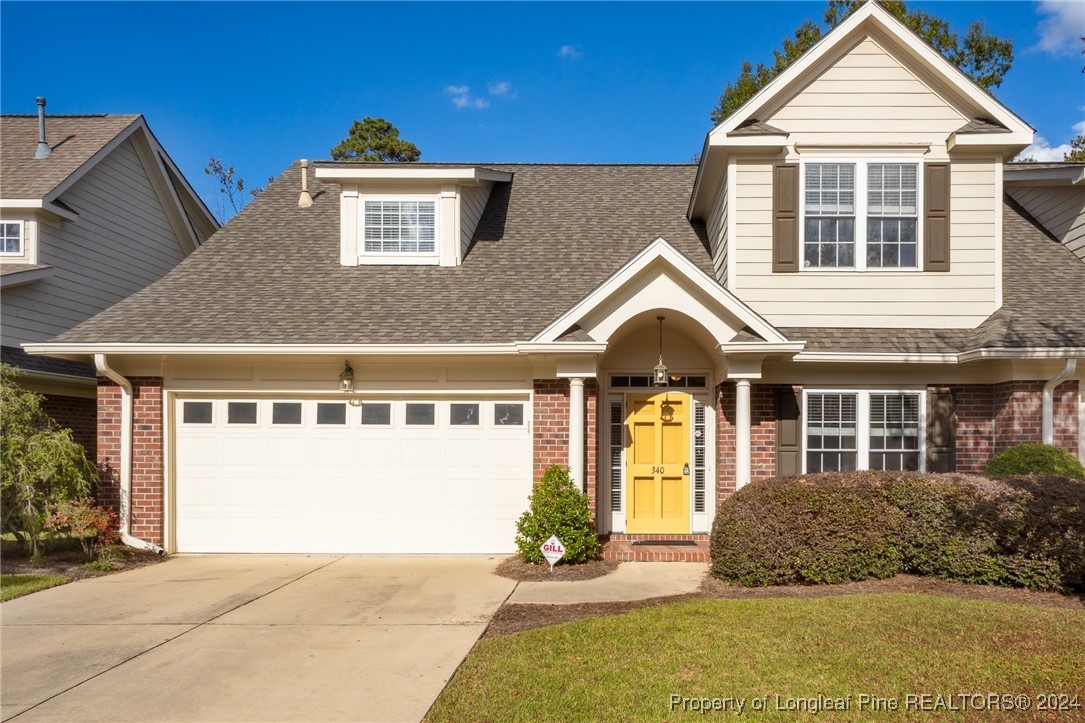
left=227, top=402, right=258, bottom=425
left=450, top=403, right=480, bottom=426
left=182, top=401, right=213, bottom=425
left=361, top=402, right=392, bottom=426
left=316, top=402, right=347, bottom=426
left=406, top=403, right=436, bottom=426
left=272, top=402, right=303, bottom=425
left=494, top=403, right=524, bottom=426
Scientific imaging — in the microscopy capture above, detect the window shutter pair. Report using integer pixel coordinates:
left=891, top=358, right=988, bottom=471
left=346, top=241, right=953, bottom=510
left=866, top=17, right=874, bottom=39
left=773, top=388, right=956, bottom=475
left=770, top=163, right=951, bottom=272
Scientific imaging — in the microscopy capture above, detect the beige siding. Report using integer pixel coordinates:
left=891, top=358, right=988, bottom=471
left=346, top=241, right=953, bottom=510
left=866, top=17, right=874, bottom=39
left=731, top=157, right=998, bottom=328
left=1008, top=186, right=1085, bottom=262
left=460, top=185, right=491, bottom=259
left=766, top=37, right=967, bottom=145
left=706, top=171, right=728, bottom=286
left=1, top=138, right=186, bottom=345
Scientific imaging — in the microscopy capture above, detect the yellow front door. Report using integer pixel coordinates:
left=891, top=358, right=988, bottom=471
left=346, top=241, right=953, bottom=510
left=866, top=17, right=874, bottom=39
left=625, top=392, right=690, bottom=534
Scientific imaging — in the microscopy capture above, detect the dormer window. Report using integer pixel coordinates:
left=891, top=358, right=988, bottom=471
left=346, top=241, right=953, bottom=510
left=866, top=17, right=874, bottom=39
left=363, top=198, right=436, bottom=256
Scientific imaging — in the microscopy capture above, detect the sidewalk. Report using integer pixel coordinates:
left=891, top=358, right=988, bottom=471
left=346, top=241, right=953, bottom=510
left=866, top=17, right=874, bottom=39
left=508, top=562, right=708, bottom=605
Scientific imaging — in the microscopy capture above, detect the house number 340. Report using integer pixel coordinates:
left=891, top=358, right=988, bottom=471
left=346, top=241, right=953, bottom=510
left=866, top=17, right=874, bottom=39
left=652, top=466, right=665, bottom=474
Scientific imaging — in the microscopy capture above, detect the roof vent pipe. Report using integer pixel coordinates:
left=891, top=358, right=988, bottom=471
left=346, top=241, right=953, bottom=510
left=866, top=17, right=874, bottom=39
left=34, top=97, right=52, bottom=159
left=298, top=159, right=313, bottom=208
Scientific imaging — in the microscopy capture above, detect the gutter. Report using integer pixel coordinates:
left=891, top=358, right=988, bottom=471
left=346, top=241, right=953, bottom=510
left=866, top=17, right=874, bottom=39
left=1042, top=358, right=1077, bottom=446
left=93, top=354, right=165, bottom=554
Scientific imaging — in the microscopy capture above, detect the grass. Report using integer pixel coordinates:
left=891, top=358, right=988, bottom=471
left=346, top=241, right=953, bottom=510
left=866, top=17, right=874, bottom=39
left=429, top=594, right=1085, bottom=721
left=0, top=573, right=70, bottom=601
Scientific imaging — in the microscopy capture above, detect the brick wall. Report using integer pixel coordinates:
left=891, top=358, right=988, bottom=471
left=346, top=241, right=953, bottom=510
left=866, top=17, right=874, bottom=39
left=951, top=380, right=1079, bottom=471
left=716, top=383, right=787, bottom=507
left=532, top=378, right=598, bottom=512
left=97, top=376, right=164, bottom=544
left=41, top=393, right=97, bottom=460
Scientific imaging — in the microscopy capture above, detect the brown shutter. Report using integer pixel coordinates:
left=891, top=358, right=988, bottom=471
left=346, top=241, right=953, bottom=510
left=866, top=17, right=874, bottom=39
left=775, top=387, right=802, bottom=476
left=924, top=163, right=950, bottom=272
left=772, top=164, right=800, bottom=272
left=926, top=388, right=955, bottom=473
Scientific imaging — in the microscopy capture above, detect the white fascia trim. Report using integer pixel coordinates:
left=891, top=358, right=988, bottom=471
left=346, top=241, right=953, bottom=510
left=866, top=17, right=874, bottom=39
left=1004, top=166, right=1085, bottom=186
left=706, top=135, right=789, bottom=149
left=0, top=199, right=79, bottom=221
left=795, top=351, right=959, bottom=364
left=958, top=348, right=1085, bottom=362
left=24, top=342, right=608, bottom=357
left=315, top=166, right=512, bottom=183
left=706, top=2, right=1032, bottom=140
left=719, top=342, right=807, bottom=355
left=532, top=237, right=789, bottom=344
left=947, top=131, right=1033, bottom=155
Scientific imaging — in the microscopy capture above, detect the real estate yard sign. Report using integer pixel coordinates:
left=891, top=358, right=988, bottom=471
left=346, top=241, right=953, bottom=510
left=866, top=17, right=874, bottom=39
left=541, top=535, right=565, bottom=572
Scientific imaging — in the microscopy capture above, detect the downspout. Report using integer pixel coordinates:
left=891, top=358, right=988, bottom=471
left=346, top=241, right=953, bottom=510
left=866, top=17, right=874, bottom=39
left=1042, top=358, right=1077, bottom=446
left=94, top=354, right=165, bottom=554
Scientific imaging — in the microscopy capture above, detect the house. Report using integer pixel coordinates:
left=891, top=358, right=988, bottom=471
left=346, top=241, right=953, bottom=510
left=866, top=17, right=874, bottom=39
left=1, top=102, right=218, bottom=457
left=27, top=3, right=1085, bottom=558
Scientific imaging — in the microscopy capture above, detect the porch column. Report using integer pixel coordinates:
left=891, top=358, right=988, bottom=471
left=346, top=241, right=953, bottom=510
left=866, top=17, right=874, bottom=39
left=735, top=379, right=751, bottom=488
left=568, top=377, right=585, bottom=491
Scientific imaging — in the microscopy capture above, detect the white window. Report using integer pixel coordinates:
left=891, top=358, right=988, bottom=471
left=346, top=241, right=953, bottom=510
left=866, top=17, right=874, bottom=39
left=802, top=161, right=920, bottom=270
left=363, top=198, right=436, bottom=255
left=803, top=390, right=924, bottom=473
left=0, top=221, right=23, bottom=255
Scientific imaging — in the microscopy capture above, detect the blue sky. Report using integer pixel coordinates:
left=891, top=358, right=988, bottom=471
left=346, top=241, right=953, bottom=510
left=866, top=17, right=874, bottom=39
left=2, top=1, right=1083, bottom=213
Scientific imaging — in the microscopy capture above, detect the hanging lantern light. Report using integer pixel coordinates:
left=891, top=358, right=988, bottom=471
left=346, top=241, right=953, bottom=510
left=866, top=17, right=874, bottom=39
left=652, top=315, right=669, bottom=387
left=339, top=361, right=355, bottom=394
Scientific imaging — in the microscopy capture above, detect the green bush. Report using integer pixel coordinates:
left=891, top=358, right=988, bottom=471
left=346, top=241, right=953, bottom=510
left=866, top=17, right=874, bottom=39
left=986, top=443, right=1085, bottom=479
left=515, top=465, right=600, bottom=564
left=710, top=471, right=1085, bottom=592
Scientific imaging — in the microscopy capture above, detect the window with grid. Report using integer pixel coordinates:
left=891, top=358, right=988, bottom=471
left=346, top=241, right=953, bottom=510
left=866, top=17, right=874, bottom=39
left=867, top=164, right=918, bottom=268
left=693, top=402, right=707, bottom=513
left=0, top=222, right=22, bottom=254
left=803, top=164, right=855, bottom=268
left=363, top=200, right=435, bottom=254
left=805, top=393, right=858, bottom=472
left=869, top=393, right=921, bottom=471
left=609, top=401, right=623, bottom=513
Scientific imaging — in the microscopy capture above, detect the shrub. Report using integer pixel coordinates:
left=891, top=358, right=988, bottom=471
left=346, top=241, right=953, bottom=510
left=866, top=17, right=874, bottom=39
left=46, top=498, right=118, bottom=562
left=515, top=465, right=600, bottom=564
left=0, top=365, right=98, bottom=563
left=711, top=471, right=1085, bottom=592
left=986, top=443, right=1085, bottom=479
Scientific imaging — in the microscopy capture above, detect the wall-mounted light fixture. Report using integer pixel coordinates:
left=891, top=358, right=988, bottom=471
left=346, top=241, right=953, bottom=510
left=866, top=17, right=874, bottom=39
left=652, top=315, right=669, bottom=387
left=339, top=361, right=355, bottom=394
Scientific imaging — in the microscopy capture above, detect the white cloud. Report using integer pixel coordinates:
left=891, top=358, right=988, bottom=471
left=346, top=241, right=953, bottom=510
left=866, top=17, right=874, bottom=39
left=487, top=81, right=511, bottom=97
left=556, top=45, right=582, bottom=59
left=444, top=85, right=489, bottom=110
left=1074, top=119, right=1085, bottom=135
left=1033, top=0, right=1085, bottom=55
left=1019, top=135, right=1073, bottom=161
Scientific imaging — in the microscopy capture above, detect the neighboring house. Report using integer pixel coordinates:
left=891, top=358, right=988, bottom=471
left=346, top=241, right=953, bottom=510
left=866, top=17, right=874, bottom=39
left=1, top=104, right=218, bottom=457
left=28, top=3, right=1085, bottom=558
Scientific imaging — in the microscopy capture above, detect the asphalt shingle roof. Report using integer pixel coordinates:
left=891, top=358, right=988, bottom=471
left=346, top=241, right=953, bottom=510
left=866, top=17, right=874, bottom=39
left=1, top=346, right=95, bottom=379
left=52, top=163, right=712, bottom=344
left=0, top=114, right=139, bottom=199
left=46, top=163, right=1085, bottom=353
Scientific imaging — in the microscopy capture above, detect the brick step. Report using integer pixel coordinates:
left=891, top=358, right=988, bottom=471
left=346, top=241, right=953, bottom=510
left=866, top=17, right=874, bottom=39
left=600, top=534, right=711, bottom=562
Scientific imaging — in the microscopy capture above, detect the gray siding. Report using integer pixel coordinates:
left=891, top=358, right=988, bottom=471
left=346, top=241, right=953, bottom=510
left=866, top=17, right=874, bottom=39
left=2, top=138, right=187, bottom=345
left=1008, top=186, right=1085, bottom=263
left=460, top=185, right=491, bottom=259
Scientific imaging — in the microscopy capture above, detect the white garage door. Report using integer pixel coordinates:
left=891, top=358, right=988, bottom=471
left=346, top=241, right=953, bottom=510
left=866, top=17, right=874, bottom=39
left=174, top=397, right=532, bottom=553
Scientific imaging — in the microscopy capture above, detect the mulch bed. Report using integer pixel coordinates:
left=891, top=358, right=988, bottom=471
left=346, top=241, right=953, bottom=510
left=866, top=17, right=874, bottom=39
left=1, top=546, right=165, bottom=581
left=494, top=556, right=619, bottom=582
left=484, top=573, right=1085, bottom=638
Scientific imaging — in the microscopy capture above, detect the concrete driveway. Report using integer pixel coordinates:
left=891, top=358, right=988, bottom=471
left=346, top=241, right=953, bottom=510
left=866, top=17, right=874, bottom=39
left=1, top=555, right=515, bottom=722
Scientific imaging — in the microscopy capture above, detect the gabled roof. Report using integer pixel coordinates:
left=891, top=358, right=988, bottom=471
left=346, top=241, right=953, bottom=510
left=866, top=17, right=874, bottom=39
left=1, top=114, right=140, bottom=199
left=42, top=162, right=712, bottom=345
left=0, top=113, right=218, bottom=245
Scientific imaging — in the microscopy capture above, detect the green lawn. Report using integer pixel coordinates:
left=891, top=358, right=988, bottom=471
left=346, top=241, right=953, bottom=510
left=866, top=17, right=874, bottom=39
left=429, top=594, right=1085, bottom=721
left=0, top=574, right=70, bottom=601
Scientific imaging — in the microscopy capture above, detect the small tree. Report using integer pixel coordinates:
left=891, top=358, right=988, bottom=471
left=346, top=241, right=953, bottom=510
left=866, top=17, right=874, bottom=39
left=0, top=366, right=98, bottom=563
left=1065, top=135, right=1085, bottom=163
left=515, top=465, right=600, bottom=564
left=330, top=117, right=421, bottom=162
left=46, top=498, right=118, bottom=562
left=203, top=157, right=272, bottom=223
